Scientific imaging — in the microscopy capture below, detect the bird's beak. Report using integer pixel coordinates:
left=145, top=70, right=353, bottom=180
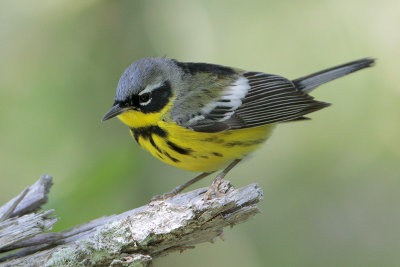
left=102, top=104, right=126, bottom=122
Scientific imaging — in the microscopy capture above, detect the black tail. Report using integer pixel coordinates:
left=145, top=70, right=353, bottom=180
left=292, top=58, right=375, bottom=93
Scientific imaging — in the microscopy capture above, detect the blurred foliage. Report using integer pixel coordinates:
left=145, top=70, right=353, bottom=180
left=0, top=0, right=399, bottom=266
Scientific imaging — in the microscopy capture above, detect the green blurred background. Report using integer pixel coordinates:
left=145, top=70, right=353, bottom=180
left=1, top=0, right=399, bottom=266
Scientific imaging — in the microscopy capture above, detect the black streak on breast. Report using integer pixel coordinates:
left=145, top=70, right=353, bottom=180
left=167, top=141, right=193, bottom=155
left=130, top=126, right=167, bottom=143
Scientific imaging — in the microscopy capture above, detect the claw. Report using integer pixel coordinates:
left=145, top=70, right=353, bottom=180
left=204, top=159, right=241, bottom=200
left=149, top=191, right=177, bottom=202
left=204, top=176, right=225, bottom=200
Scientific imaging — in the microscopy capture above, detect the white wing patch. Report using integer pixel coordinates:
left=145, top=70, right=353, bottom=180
left=221, top=77, right=249, bottom=107
left=202, top=76, right=250, bottom=121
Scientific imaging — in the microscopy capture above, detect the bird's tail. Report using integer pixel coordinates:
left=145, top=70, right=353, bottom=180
left=292, top=58, right=375, bottom=93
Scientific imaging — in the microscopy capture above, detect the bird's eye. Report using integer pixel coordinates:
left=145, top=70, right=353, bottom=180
left=139, top=92, right=151, bottom=104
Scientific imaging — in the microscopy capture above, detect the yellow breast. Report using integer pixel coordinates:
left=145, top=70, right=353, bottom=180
left=117, top=108, right=273, bottom=172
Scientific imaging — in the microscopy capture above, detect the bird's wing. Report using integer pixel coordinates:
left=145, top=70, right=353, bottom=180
left=172, top=71, right=330, bottom=133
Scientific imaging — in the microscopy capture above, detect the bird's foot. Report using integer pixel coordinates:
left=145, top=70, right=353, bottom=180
left=149, top=189, right=179, bottom=202
left=203, top=176, right=232, bottom=200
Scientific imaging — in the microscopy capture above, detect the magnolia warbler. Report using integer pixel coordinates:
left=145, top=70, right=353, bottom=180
left=102, top=57, right=374, bottom=199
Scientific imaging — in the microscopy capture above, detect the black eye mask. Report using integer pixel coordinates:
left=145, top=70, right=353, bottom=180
left=139, top=81, right=172, bottom=114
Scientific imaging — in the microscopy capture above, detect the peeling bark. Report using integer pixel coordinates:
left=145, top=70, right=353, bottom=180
left=0, top=175, right=263, bottom=266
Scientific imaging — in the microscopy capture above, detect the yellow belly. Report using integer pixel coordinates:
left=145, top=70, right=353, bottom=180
left=118, top=110, right=274, bottom=172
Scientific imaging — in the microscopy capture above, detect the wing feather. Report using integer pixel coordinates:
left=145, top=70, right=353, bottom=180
left=172, top=70, right=330, bottom=132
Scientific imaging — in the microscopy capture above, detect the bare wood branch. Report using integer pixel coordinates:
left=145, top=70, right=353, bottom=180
left=0, top=176, right=263, bottom=267
left=0, top=175, right=57, bottom=253
left=0, top=174, right=53, bottom=220
left=0, top=188, right=29, bottom=222
left=0, top=210, right=57, bottom=252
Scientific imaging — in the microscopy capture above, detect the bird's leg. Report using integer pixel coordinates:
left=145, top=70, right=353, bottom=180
left=150, top=172, right=213, bottom=201
left=204, top=159, right=242, bottom=200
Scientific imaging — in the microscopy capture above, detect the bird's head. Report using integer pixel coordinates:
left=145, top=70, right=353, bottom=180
left=102, top=58, right=181, bottom=127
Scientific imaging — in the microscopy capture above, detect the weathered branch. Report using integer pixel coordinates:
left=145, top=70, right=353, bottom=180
left=0, top=175, right=263, bottom=266
left=0, top=175, right=53, bottom=221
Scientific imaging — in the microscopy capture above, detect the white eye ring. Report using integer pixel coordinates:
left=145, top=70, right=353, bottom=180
left=138, top=81, right=163, bottom=106
left=139, top=93, right=152, bottom=106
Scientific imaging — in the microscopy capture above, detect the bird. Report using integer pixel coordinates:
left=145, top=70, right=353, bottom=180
left=102, top=57, right=375, bottom=199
